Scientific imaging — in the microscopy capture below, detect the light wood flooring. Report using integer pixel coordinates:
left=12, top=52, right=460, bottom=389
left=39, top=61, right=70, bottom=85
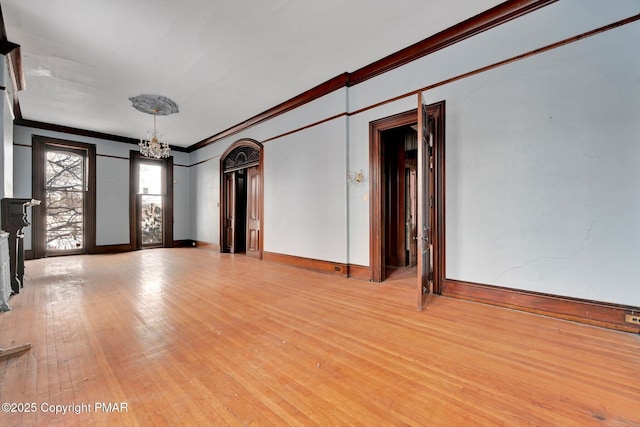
left=1, top=248, right=639, bottom=426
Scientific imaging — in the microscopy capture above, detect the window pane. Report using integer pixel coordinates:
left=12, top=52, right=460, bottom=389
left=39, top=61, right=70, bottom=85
left=46, top=190, right=84, bottom=250
left=45, top=149, right=85, bottom=252
left=46, top=151, right=84, bottom=191
left=139, top=164, right=162, bottom=194
left=141, top=195, right=163, bottom=245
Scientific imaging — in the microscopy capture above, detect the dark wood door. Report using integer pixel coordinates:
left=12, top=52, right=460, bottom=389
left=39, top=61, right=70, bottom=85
left=246, top=166, right=261, bottom=258
left=224, top=172, right=236, bottom=253
left=406, top=163, right=418, bottom=267
left=417, top=93, right=433, bottom=310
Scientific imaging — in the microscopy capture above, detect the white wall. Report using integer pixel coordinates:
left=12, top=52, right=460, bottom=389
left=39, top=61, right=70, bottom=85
left=189, top=88, right=349, bottom=262
left=190, top=155, right=220, bottom=245
left=264, top=118, right=347, bottom=262
left=1, top=55, right=13, bottom=200
left=346, top=97, right=416, bottom=266
left=341, top=0, right=640, bottom=306
left=173, top=164, right=191, bottom=240
left=424, top=22, right=640, bottom=306
left=11, top=144, right=31, bottom=248
left=348, top=0, right=640, bottom=115
left=95, top=155, right=129, bottom=245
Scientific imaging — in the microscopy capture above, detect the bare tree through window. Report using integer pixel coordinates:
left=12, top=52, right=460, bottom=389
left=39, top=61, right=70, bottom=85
left=138, top=163, right=163, bottom=246
left=45, top=150, right=85, bottom=251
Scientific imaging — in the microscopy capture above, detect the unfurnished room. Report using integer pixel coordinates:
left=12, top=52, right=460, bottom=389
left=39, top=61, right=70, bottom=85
left=0, top=0, right=639, bottom=425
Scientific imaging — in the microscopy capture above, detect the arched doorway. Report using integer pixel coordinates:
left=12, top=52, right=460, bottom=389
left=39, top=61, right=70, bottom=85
left=220, top=139, right=263, bottom=258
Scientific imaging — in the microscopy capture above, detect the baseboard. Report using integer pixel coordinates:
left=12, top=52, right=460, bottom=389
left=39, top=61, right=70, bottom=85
left=28, top=241, right=202, bottom=258
left=95, top=241, right=195, bottom=253
left=347, top=264, right=372, bottom=281
left=263, top=252, right=348, bottom=277
left=27, top=242, right=636, bottom=332
left=92, top=243, right=132, bottom=254
left=173, top=239, right=196, bottom=248
left=441, top=279, right=640, bottom=333
left=194, top=241, right=220, bottom=251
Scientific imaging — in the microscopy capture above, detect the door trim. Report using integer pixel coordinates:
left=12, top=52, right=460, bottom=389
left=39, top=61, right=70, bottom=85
left=369, top=101, right=444, bottom=291
left=369, top=111, right=417, bottom=282
left=31, top=135, right=97, bottom=258
left=219, top=139, right=264, bottom=258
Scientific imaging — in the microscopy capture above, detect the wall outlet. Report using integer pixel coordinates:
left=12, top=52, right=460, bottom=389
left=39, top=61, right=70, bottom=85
left=624, top=314, right=640, bottom=325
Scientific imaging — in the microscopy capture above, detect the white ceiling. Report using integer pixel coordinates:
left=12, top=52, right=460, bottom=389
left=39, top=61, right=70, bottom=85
left=3, top=0, right=503, bottom=148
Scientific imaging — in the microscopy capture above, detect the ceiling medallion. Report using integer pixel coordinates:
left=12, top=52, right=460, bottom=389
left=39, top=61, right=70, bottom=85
left=129, top=95, right=179, bottom=159
left=129, top=94, right=179, bottom=115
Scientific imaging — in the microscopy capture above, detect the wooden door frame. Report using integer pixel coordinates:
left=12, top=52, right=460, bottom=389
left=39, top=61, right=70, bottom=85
left=129, top=151, right=174, bottom=250
left=31, top=135, right=97, bottom=258
left=219, top=139, right=264, bottom=257
left=245, top=165, right=261, bottom=258
left=369, top=101, right=445, bottom=291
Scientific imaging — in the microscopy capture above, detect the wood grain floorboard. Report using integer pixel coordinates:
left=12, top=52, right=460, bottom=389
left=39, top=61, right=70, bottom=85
left=0, top=248, right=639, bottom=426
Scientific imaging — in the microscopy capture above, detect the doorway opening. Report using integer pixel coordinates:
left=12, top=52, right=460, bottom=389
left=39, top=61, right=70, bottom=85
left=369, top=101, right=444, bottom=293
left=382, top=125, right=418, bottom=271
left=220, top=139, right=263, bottom=258
left=223, top=168, right=247, bottom=253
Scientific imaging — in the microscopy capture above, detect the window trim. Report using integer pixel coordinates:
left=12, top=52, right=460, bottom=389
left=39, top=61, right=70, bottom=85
left=32, top=136, right=97, bottom=258
left=129, top=151, right=173, bottom=250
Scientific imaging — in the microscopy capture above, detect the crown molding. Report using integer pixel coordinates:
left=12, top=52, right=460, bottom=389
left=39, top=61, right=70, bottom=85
left=4, top=0, right=558, bottom=154
left=186, top=0, right=557, bottom=152
left=348, top=0, right=557, bottom=86
left=14, top=118, right=190, bottom=153
left=188, top=73, right=349, bottom=152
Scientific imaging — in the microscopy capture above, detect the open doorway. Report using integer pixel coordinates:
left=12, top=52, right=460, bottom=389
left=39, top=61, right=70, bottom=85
left=382, top=126, right=418, bottom=271
left=220, top=139, right=263, bottom=258
left=369, top=101, right=444, bottom=290
left=223, top=168, right=247, bottom=253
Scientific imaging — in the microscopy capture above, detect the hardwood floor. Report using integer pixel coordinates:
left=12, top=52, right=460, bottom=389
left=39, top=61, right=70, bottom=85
left=1, top=248, right=639, bottom=426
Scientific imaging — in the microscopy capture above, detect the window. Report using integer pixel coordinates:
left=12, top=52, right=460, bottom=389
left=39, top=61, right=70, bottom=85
left=138, top=162, right=164, bottom=247
left=32, top=137, right=96, bottom=258
left=45, top=149, right=86, bottom=251
left=129, top=152, right=173, bottom=250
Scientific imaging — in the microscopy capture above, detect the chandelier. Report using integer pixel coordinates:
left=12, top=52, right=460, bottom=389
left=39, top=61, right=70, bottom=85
left=129, top=94, right=179, bottom=159
left=139, top=110, right=170, bottom=159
